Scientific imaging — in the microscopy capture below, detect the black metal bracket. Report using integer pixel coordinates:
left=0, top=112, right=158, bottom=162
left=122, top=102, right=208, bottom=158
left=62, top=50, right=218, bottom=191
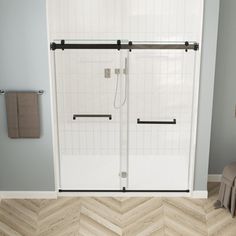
left=61, top=40, right=65, bottom=50
left=185, top=41, right=189, bottom=52
left=194, top=43, right=199, bottom=51
left=117, top=40, right=121, bottom=51
left=50, top=42, right=57, bottom=50
left=137, top=118, right=176, bottom=125
left=73, top=114, right=112, bottom=120
left=128, top=41, right=132, bottom=52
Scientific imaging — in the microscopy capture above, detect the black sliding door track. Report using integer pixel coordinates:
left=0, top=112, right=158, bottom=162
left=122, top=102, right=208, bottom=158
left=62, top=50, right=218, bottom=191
left=50, top=40, right=199, bottom=51
left=59, top=189, right=190, bottom=193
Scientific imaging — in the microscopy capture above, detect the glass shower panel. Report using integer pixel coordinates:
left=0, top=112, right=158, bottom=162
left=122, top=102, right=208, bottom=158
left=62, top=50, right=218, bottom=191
left=128, top=43, right=196, bottom=190
left=54, top=41, right=129, bottom=190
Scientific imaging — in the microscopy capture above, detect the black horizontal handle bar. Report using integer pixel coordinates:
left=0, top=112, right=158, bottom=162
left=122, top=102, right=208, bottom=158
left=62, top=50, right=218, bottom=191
left=51, top=41, right=199, bottom=51
left=73, top=114, right=112, bottom=120
left=137, top=118, right=176, bottom=125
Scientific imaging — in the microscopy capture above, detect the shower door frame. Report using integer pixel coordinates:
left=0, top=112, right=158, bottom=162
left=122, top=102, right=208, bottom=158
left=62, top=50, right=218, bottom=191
left=49, top=39, right=202, bottom=196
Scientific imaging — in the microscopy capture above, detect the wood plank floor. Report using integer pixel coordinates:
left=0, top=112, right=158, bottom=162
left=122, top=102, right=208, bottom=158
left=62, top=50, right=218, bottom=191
left=0, top=183, right=236, bottom=236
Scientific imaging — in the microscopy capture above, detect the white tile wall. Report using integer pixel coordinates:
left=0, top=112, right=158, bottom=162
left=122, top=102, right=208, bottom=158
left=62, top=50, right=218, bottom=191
left=55, top=49, right=122, bottom=157
left=128, top=50, right=195, bottom=157
left=48, top=0, right=202, bottom=42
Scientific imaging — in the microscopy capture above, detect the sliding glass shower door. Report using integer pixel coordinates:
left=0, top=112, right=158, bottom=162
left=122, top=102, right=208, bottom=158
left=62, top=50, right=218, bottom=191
left=54, top=40, right=129, bottom=190
left=53, top=40, right=198, bottom=192
left=128, top=43, right=197, bottom=190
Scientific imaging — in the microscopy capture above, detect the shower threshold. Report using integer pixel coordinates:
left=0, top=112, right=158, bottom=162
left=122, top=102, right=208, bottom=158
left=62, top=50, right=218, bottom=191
left=59, top=189, right=190, bottom=193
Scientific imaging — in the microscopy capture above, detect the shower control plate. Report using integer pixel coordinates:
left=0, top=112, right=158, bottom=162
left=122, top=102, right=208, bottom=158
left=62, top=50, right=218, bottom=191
left=104, top=68, right=111, bottom=78
left=115, top=68, right=120, bottom=75
left=115, top=68, right=126, bottom=74
left=119, top=172, right=128, bottom=178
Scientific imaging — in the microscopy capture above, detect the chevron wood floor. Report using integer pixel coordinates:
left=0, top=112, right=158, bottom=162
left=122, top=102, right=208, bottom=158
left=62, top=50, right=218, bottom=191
left=0, top=183, right=236, bottom=236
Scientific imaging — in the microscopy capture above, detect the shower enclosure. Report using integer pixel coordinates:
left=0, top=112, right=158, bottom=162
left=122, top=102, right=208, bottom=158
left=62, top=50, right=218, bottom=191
left=51, top=40, right=199, bottom=192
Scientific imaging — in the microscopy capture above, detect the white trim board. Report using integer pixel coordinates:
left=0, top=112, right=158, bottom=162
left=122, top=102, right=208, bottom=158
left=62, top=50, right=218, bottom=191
left=0, top=174, right=218, bottom=200
left=0, top=190, right=210, bottom=199
left=59, top=191, right=207, bottom=198
left=191, top=191, right=208, bottom=199
left=208, top=174, right=222, bottom=182
left=0, top=191, right=193, bottom=198
left=0, top=192, right=57, bottom=199
left=45, top=0, right=60, bottom=192
left=58, top=192, right=192, bottom=198
left=188, top=0, right=205, bottom=196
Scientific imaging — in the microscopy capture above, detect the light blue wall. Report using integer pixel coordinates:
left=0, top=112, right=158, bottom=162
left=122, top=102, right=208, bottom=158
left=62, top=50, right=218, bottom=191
left=194, top=0, right=220, bottom=190
left=209, top=0, right=236, bottom=174
left=0, top=0, right=55, bottom=191
left=0, top=0, right=219, bottom=191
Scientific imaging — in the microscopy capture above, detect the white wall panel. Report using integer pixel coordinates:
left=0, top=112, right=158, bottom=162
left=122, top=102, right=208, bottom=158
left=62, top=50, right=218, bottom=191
left=48, top=0, right=202, bottom=42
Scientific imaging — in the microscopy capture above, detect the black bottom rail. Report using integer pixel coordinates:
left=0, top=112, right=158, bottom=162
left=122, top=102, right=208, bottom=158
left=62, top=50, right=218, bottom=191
left=59, top=189, right=190, bottom=193
left=137, top=118, right=176, bottom=125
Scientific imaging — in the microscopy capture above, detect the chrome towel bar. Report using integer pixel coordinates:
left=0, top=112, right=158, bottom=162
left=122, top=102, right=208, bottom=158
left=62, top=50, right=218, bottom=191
left=0, top=90, right=44, bottom=95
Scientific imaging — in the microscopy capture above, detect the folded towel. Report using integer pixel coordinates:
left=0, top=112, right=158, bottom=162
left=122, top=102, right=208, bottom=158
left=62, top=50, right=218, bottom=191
left=5, top=92, right=40, bottom=138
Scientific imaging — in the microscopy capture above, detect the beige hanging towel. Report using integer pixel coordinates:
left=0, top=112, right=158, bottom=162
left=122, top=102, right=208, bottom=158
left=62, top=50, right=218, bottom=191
left=5, top=92, right=19, bottom=138
left=5, top=92, right=40, bottom=138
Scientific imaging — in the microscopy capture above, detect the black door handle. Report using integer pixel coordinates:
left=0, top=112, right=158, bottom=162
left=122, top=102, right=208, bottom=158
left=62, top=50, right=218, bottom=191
left=73, top=114, right=112, bottom=120
left=137, top=118, right=176, bottom=124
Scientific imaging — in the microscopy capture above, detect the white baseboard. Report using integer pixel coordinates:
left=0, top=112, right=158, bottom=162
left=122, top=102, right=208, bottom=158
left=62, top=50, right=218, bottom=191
left=0, top=176, right=221, bottom=199
left=58, top=192, right=192, bottom=197
left=208, top=174, right=222, bottom=182
left=0, top=191, right=57, bottom=199
left=191, top=191, right=208, bottom=199
left=0, top=190, right=210, bottom=199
